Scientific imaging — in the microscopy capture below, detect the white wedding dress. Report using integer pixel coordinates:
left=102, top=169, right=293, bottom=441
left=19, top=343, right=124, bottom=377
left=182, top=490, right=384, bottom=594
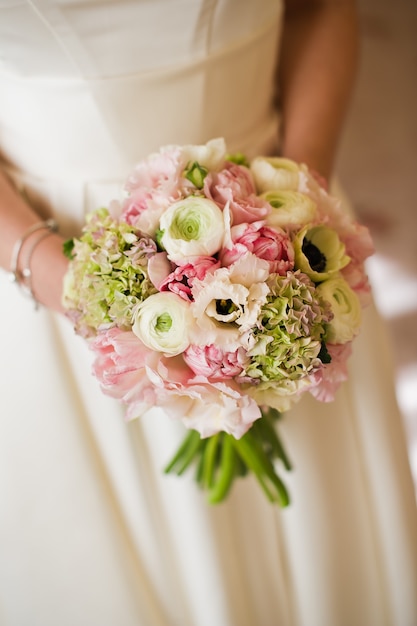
left=0, top=2, right=416, bottom=625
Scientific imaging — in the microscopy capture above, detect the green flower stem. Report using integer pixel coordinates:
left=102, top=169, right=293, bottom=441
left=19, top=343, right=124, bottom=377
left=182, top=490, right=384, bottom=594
left=164, top=415, right=292, bottom=507
left=232, top=432, right=290, bottom=507
left=207, top=435, right=237, bottom=504
left=163, top=430, right=203, bottom=475
left=201, top=433, right=221, bottom=490
left=253, top=414, right=292, bottom=471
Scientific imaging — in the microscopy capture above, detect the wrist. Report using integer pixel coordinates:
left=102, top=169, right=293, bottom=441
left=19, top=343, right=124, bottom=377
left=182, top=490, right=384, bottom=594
left=29, top=231, right=69, bottom=313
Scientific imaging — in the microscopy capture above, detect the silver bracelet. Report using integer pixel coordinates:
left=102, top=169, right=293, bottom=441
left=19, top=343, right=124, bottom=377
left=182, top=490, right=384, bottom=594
left=9, top=218, right=59, bottom=308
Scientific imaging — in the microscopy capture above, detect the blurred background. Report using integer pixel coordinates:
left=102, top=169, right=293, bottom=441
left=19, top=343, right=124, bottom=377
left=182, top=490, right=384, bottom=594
left=337, top=0, right=417, bottom=493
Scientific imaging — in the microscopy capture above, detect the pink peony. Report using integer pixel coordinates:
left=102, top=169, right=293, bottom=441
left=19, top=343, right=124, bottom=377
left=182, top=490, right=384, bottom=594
left=205, top=162, right=256, bottom=200
left=124, top=146, right=182, bottom=194
left=159, top=256, right=220, bottom=301
left=204, top=162, right=270, bottom=224
left=121, top=146, right=192, bottom=234
left=221, top=221, right=295, bottom=274
left=184, top=344, right=249, bottom=379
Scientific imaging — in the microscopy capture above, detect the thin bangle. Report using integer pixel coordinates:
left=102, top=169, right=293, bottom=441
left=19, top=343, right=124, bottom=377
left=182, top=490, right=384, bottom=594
left=9, top=218, right=59, bottom=308
left=20, top=227, right=58, bottom=308
left=9, top=218, right=58, bottom=284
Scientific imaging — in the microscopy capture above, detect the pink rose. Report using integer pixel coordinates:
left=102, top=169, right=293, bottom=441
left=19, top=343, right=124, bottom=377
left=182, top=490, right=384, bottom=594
left=221, top=221, right=295, bottom=274
left=184, top=344, right=249, bottom=379
left=159, top=256, right=220, bottom=301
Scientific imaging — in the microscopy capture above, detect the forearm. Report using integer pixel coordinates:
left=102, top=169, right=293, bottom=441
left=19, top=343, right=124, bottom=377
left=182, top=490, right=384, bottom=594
left=0, top=170, right=68, bottom=313
left=278, top=0, right=359, bottom=179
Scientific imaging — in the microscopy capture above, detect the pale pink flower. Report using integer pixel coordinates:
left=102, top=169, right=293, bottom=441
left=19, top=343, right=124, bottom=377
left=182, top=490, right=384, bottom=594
left=154, top=377, right=262, bottom=439
left=121, top=146, right=188, bottom=235
left=159, top=256, right=220, bottom=301
left=220, top=221, right=295, bottom=274
left=205, top=162, right=256, bottom=200
left=91, top=327, right=159, bottom=414
left=124, top=146, right=182, bottom=194
left=341, top=262, right=373, bottom=307
left=308, top=342, right=352, bottom=402
left=147, top=252, right=172, bottom=290
left=184, top=344, right=249, bottom=379
left=121, top=188, right=170, bottom=235
left=204, top=162, right=270, bottom=224
left=339, top=223, right=374, bottom=305
left=342, top=222, right=375, bottom=264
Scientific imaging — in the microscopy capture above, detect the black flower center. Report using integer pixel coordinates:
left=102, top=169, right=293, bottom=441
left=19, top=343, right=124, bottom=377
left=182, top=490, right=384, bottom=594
left=302, top=238, right=326, bottom=273
left=216, top=299, right=238, bottom=316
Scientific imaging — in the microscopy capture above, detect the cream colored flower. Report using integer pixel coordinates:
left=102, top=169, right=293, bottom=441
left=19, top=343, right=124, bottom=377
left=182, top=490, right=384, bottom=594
left=316, top=277, right=362, bottom=343
left=261, top=190, right=317, bottom=228
left=181, top=137, right=227, bottom=171
left=159, top=196, right=225, bottom=264
left=132, top=292, right=194, bottom=355
left=250, top=156, right=300, bottom=193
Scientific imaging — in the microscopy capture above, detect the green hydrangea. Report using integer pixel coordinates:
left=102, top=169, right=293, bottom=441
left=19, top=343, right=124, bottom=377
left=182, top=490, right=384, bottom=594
left=245, top=271, right=331, bottom=383
left=62, top=208, right=157, bottom=336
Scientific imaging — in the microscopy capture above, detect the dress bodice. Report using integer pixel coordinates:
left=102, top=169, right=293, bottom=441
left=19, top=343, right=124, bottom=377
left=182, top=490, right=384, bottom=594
left=0, top=0, right=284, bottom=184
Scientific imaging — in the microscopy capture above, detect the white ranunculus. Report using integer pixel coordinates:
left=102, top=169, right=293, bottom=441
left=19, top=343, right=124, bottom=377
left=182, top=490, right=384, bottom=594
left=261, top=190, right=317, bottom=228
left=132, top=292, right=194, bottom=355
left=250, top=156, right=300, bottom=193
left=159, top=196, right=225, bottom=264
left=181, top=137, right=227, bottom=171
left=316, top=278, right=362, bottom=344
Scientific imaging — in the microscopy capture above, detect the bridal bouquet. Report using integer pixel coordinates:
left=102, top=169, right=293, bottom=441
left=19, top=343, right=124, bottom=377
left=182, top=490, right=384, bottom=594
left=62, top=138, right=374, bottom=506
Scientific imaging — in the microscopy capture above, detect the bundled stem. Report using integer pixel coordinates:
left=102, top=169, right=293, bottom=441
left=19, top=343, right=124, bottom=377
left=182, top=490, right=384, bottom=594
left=164, top=408, right=292, bottom=507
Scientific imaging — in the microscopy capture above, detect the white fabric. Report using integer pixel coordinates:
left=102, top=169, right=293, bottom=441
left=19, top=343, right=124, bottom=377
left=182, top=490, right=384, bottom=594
left=0, top=2, right=417, bottom=625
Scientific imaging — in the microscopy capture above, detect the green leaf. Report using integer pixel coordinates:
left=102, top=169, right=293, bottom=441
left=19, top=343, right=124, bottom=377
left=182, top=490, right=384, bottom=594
left=226, top=152, right=249, bottom=167
left=318, top=342, right=332, bottom=364
left=155, top=229, right=166, bottom=251
left=62, top=238, right=75, bottom=260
